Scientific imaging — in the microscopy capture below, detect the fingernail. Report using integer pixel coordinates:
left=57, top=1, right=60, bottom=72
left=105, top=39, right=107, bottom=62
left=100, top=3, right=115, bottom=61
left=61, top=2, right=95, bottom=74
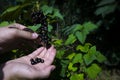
left=32, top=33, right=38, bottom=39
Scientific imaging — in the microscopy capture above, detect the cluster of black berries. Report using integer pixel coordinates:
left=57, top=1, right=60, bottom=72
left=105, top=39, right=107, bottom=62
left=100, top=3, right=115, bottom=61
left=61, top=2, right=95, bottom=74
left=31, top=11, right=51, bottom=49
left=30, top=57, right=44, bottom=65
left=29, top=11, right=51, bottom=65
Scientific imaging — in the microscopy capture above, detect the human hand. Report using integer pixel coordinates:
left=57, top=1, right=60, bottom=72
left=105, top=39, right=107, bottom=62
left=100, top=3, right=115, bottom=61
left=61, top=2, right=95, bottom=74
left=2, top=46, right=56, bottom=80
left=0, top=23, right=38, bottom=53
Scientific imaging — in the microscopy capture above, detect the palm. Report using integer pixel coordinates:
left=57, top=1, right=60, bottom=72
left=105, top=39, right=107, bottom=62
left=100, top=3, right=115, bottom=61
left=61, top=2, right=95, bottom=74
left=5, top=46, right=56, bottom=79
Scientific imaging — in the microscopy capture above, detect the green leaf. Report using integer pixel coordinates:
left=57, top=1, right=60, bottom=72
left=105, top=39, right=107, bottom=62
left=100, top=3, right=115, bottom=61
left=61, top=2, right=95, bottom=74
left=97, top=0, right=115, bottom=6
left=1, top=3, right=31, bottom=21
left=68, top=62, right=77, bottom=72
left=1, top=5, right=20, bottom=16
left=67, top=73, right=70, bottom=77
left=83, top=54, right=94, bottom=66
left=67, top=53, right=75, bottom=60
left=76, top=43, right=91, bottom=52
left=72, top=24, right=83, bottom=33
left=63, top=24, right=82, bottom=35
left=56, top=50, right=65, bottom=59
left=72, top=54, right=83, bottom=64
left=83, top=22, right=98, bottom=34
left=95, top=4, right=116, bottom=17
left=54, top=39, right=63, bottom=46
left=53, top=9, right=64, bottom=20
left=63, top=25, right=75, bottom=35
left=89, top=46, right=96, bottom=54
left=65, top=34, right=76, bottom=45
left=60, top=60, right=69, bottom=77
left=76, top=45, right=83, bottom=51
left=86, top=64, right=102, bottom=79
left=96, top=51, right=107, bottom=63
left=75, top=31, right=86, bottom=44
left=63, top=24, right=83, bottom=35
left=70, top=74, right=84, bottom=80
left=28, top=24, right=41, bottom=31
left=0, top=21, right=10, bottom=27
left=83, top=46, right=97, bottom=65
left=75, top=22, right=97, bottom=44
left=78, top=74, right=84, bottom=80
left=41, top=5, right=53, bottom=15
left=48, top=24, right=53, bottom=32
left=12, top=49, right=18, bottom=53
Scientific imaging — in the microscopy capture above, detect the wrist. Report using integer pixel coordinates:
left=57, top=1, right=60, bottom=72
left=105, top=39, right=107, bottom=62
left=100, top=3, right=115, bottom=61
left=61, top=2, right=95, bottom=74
left=1, top=62, right=26, bottom=80
left=2, top=64, right=10, bottom=80
left=1, top=62, right=15, bottom=80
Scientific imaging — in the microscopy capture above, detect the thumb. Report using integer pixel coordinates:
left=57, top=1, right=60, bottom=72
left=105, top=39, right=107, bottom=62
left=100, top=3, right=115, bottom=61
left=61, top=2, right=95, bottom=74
left=44, top=65, right=56, bottom=77
left=47, top=65, right=56, bottom=72
left=15, top=29, right=38, bottom=39
left=32, top=65, right=55, bottom=79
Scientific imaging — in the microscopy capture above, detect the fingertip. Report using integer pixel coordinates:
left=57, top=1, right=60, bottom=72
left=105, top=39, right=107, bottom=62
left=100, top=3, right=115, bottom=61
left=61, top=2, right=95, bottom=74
left=47, top=45, right=56, bottom=56
left=28, top=47, right=45, bottom=57
left=37, top=47, right=46, bottom=53
left=15, top=30, right=38, bottom=40
left=51, top=65, right=56, bottom=71
left=46, top=65, right=56, bottom=72
left=32, top=33, right=38, bottom=39
left=48, top=45, right=54, bottom=50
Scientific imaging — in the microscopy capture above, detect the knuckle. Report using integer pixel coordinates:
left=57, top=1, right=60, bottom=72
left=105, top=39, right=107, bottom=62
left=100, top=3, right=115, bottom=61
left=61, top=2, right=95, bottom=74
left=11, top=29, right=19, bottom=36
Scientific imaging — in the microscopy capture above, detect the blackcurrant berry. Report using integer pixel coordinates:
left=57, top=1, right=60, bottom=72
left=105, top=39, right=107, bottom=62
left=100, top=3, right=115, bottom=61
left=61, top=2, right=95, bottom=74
left=30, top=58, right=37, bottom=65
left=35, top=57, right=42, bottom=63
left=31, top=10, right=51, bottom=49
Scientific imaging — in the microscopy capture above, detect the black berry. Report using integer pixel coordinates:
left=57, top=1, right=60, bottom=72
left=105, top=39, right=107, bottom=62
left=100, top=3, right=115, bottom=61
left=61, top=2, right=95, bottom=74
left=35, top=57, right=42, bottom=63
left=30, top=58, right=37, bottom=65
left=31, top=10, right=51, bottom=49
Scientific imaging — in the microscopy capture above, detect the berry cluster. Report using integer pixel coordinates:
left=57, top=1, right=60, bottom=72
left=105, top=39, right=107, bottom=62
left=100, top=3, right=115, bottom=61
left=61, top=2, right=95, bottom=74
left=29, top=11, right=51, bottom=65
left=31, top=11, right=51, bottom=49
left=30, top=57, right=44, bottom=65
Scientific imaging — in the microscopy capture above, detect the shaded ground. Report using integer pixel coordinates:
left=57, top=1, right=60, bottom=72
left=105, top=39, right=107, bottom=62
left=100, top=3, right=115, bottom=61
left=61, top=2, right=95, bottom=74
left=96, top=69, right=120, bottom=80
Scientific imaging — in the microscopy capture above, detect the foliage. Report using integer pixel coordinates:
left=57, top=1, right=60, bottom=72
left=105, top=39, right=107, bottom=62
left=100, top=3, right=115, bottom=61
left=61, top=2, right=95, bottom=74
left=95, top=0, right=117, bottom=17
left=53, top=35, right=106, bottom=80
left=53, top=0, right=120, bottom=67
left=64, top=22, right=98, bottom=44
left=0, top=21, right=10, bottom=27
